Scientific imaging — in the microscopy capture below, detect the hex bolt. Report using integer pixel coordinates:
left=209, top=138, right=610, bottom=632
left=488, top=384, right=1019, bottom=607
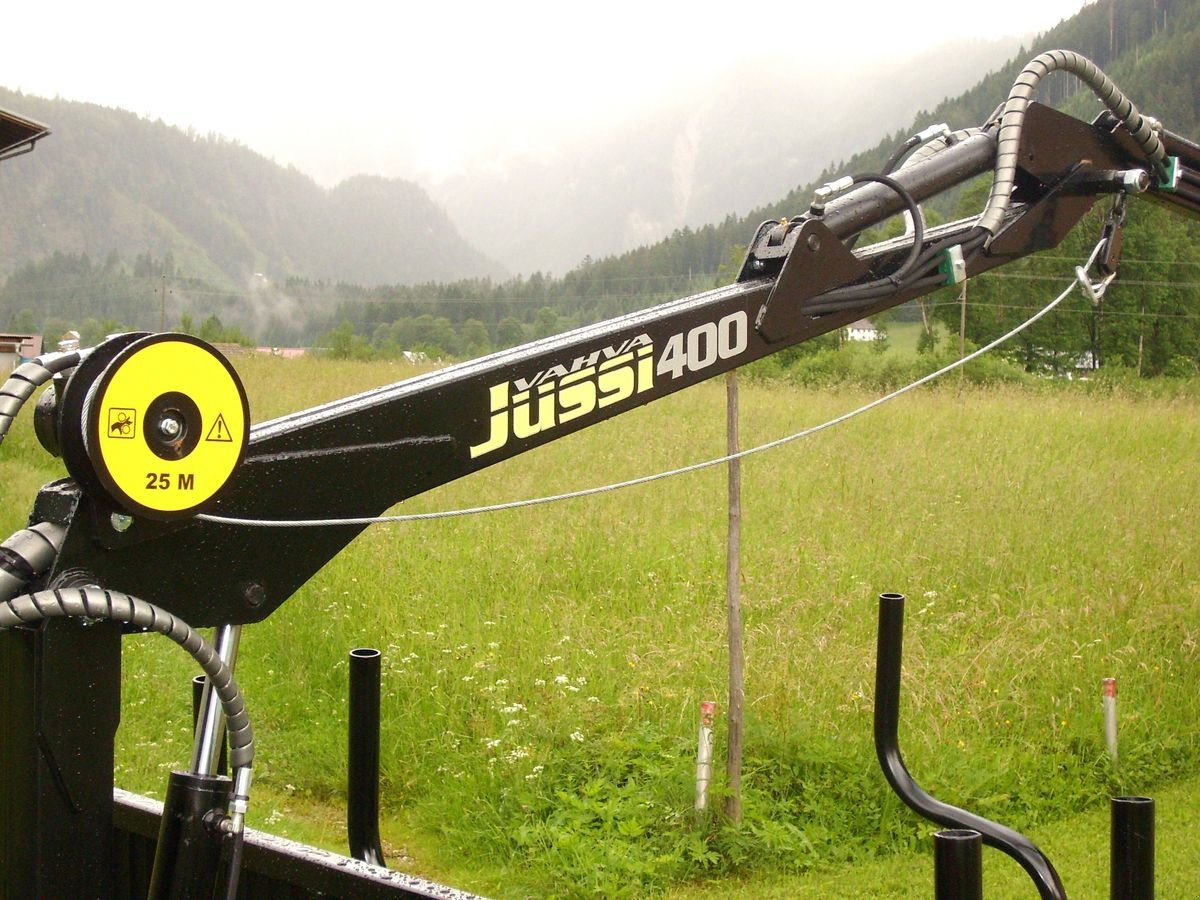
left=159, top=416, right=183, bottom=439
left=242, top=582, right=266, bottom=608
left=807, top=233, right=822, bottom=252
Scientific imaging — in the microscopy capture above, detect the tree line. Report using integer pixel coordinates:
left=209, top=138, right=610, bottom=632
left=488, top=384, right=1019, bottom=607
left=3, top=192, right=1199, bottom=379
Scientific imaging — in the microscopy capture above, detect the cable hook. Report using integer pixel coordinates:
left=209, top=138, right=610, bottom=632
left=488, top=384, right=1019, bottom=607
left=1075, top=195, right=1127, bottom=305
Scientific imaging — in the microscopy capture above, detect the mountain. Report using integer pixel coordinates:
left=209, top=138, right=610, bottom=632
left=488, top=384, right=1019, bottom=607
left=562, top=0, right=1199, bottom=299
left=427, top=37, right=1026, bottom=276
left=310, top=0, right=1199, bottom=370
left=0, top=89, right=505, bottom=289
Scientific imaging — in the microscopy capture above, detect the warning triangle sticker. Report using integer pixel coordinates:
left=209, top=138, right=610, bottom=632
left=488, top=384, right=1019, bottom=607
left=206, top=413, right=233, bottom=443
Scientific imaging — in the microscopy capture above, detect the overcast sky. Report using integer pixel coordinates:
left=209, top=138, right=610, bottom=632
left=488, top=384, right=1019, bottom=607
left=6, top=1, right=1093, bottom=186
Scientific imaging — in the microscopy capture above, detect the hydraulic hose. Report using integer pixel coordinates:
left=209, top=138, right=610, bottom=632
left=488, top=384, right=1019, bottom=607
left=0, top=348, right=91, bottom=445
left=0, top=586, right=254, bottom=773
left=1, top=584, right=255, bottom=899
left=810, top=172, right=925, bottom=308
left=0, top=522, right=66, bottom=602
left=979, top=50, right=1168, bottom=240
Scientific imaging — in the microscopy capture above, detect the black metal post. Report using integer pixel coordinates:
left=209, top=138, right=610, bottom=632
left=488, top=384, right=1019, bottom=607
left=874, top=592, right=1067, bottom=900
left=1111, top=796, right=1154, bottom=900
left=0, top=619, right=122, bottom=898
left=192, top=674, right=229, bottom=776
left=935, top=829, right=984, bottom=900
left=348, top=647, right=387, bottom=867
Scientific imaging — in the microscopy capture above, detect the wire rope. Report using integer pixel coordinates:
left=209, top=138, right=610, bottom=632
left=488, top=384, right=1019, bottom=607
left=199, top=255, right=1089, bottom=529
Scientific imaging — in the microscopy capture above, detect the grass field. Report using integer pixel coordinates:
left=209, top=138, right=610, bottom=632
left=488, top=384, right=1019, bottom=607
left=2, top=353, right=1197, bottom=897
left=669, top=774, right=1200, bottom=898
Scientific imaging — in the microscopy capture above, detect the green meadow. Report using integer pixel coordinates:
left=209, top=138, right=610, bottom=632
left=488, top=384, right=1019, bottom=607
left=2, top=354, right=1197, bottom=897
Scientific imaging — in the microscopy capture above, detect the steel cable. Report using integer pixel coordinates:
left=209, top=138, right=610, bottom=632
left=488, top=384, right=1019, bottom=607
left=199, top=248, right=1091, bottom=529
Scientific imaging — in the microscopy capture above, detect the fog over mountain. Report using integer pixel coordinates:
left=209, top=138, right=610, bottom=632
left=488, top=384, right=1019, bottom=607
left=427, top=37, right=1025, bottom=276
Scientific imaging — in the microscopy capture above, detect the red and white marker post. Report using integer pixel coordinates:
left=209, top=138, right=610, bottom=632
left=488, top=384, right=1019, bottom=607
left=1103, top=677, right=1118, bottom=763
left=695, top=701, right=717, bottom=810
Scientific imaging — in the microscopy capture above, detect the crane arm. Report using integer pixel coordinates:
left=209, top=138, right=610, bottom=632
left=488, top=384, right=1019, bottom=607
left=15, top=96, right=1197, bottom=627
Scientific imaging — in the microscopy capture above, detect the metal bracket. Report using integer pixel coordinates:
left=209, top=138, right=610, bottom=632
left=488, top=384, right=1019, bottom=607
left=754, top=219, right=869, bottom=343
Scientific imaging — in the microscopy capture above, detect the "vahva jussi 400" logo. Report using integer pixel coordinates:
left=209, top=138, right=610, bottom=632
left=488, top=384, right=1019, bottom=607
left=469, top=310, right=750, bottom=459
left=470, top=334, right=654, bottom=458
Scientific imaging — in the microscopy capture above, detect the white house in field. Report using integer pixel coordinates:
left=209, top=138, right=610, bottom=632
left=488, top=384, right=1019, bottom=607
left=845, top=319, right=884, bottom=342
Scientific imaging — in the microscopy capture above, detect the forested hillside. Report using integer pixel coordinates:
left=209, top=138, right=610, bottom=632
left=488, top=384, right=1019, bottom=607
left=2, top=0, right=1198, bottom=374
left=560, top=0, right=1198, bottom=311
left=298, top=0, right=1200, bottom=377
left=0, top=89, right=503, bottom=291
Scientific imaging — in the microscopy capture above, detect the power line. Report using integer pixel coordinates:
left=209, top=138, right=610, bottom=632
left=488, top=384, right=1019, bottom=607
left=199, top=255, right=1087, bottom=529
left=926, top=299, right=1200, bottom=321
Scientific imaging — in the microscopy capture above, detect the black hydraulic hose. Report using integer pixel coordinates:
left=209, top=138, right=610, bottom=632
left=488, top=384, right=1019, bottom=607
left=874, top=593, right=1067, bottom=900
left=882, top=136, right=922, bottom=177
left=223, top=829, right=245, bottom=900
left=0, top=522, right=65, bottom=603
left=802, top=229, right=985, bottom=317
left=845, top=137, right=923, bottom=251
left=0, top=347, right=90, bottom=445
left=804, top=172, right=925, bottom=312
left=801, top=276, right=945, bottom=317
left=0, top=587, right=253, bottom=769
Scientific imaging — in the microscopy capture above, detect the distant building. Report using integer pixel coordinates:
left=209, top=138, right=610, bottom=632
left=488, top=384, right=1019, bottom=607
left=0, top=333, right=43, bottom=370
left=254, top=347, right=308, bottom=359
left=845, top=319, right=884, bottom=342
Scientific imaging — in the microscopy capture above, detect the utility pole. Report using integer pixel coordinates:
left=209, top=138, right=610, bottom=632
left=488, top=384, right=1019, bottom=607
left=724, top=371, right=744, bottom=822
left=160, top=274, right=167, bottom=332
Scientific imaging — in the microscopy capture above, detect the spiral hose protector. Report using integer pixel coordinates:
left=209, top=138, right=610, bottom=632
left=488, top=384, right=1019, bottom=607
left=979, top=50, right=1168, bottom=240
left=0, top=586, right=253, bottom=769
left=0, top=349, right=89, bottom=445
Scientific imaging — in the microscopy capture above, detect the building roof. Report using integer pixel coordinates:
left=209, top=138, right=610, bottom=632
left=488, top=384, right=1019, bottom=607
left=0, top=108, right=50, bottom=161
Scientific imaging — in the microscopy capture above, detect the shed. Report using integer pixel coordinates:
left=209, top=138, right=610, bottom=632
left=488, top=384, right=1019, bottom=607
left=0, top=333, right=43, bottom=370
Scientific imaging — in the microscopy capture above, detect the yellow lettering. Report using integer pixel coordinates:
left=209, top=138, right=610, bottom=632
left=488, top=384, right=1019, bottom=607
left=597, top=366, right=635, bottom=406
left=469, top=383, right=511, bottom=458
left=636, top=346, right=653, bottom=393
left=513, top=387, right=557, bottom=439
left=558, top=375, right=597, bottom=424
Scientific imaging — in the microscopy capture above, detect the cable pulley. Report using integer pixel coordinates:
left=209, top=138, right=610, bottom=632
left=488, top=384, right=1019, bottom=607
left=76, top=333, right=250, bottom=520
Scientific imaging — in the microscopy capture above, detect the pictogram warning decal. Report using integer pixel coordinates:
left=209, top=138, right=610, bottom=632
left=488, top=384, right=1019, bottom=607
left=206, top=413, right=233, bottom=442
left=108, top=408, right=137, bottom=439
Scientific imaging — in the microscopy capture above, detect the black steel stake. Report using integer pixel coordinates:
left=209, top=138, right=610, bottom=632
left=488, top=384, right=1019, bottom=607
left=1111, top=796, right=1154, bottom=900
left=935, top=829, right=983, bottom=900
left=348, top=647, right=387, bottom=867
left=874, top=592, right=1067, bottom=900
